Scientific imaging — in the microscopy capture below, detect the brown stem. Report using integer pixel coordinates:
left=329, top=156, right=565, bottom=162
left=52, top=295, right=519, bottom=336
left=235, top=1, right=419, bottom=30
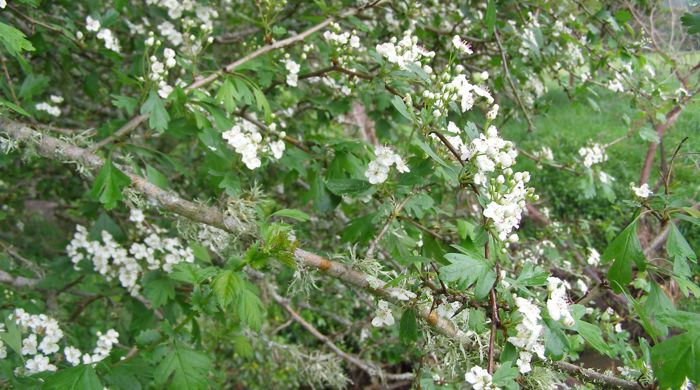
left=639, top=105, right=683, bottom=185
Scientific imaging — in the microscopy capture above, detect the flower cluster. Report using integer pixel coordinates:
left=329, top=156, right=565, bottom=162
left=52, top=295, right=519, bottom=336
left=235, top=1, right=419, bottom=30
left=222, top=115, right=286, bottom=170
left=546, top=277, right=575, bottom=327
left=371, top=300, right=394, bottom=327
left=458, top=124, right=535, bottom=241
left=364, top=145, right=410, bottom=184
left=323, top=23, right=362, bottom=66
left=464, top=366, right=498, bottom=390
left=66, top=209, right=195, bottom=295
left=578, top=142, right=608, bottom=168
left=426, top=69, right=494, bottom=117
left=145, top=45, right=178, bottom=98
left=4, top=308, right=117, bottom=376
left=85, top=16, right=121, bottom=53
left=507, top=297, right=545, bottom=374
left=35, top=98, right=62, bottom=117
left=376, top=31, right=435, bottom=70
left=630, top=182, right=652, bottom=198
left=284, top=56, right=300, bottom=87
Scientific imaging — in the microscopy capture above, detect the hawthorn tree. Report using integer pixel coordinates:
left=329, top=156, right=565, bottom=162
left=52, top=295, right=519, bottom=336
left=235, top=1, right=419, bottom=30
left=0, top=0, right=699, bottom=389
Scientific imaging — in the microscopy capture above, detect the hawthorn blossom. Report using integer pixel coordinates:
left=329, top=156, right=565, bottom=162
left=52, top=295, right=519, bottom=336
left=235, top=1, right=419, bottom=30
left=67, top=213, right=195, bottom=295
left=507, top=297, right=545, bottom=374
left=486, top=104, right=499, bottom=120
left=364, top=145, right=410, bottom=184
left=376, top=31, right=435, bottom=70
left=546, top=277, right=575, bottom=327
left=586, top=247, right=601, bottom=266
left=464, top=366, right=498, bottom=390
left=64, top=346, right=82, bottom=366
left=578, top=143, right=608, bottom=168
left=0, top=0, right=6, bottom=9
left=631, top=182, right=652, bottom=198
left=222, top=116, right=286, bottom=170
left=371, top=300, right=394, bottom=327
left=85, top=16, right=101, bottom=32
left=452, top=35, right=473, bottom=54
left=35, top=102, right=61, bottom=117
left=284, top=58, right=300, bottom=87
left=608, top=78, right=624, bottom=93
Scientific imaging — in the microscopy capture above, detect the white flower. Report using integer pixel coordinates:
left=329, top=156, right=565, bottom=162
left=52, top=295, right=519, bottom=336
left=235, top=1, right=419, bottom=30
left=578, top=143, right=608, bottom=168
left=85, top=16, right=101, bottom=32
left=371, top=300, right=394, bottom=327
left=576, top=279, right=588, bottom=295
left=64, top=346, right=82, bottom=366
left=631, top=182, right=652, bottom=198
left=364, top=146, right=409, bottom=185
left=25, top=354, right=57, bottom=374
left=284, top=59, right=300, bottom=87
left=49, top=95, right=64, bottom=104
left=516, top=351, right=532, bottom=374
left=35, top=102, right=61, bottom=117
left=464, top=366, right=497, bottom=390
left=547, top=277, right=575, bottom=327
left=608, top=78, right=624, bottom=93
left=21, top=334, right=38, bottom=355
left=452, top=35, right=473, bottom=54
left=222, top=115, right=285, bottom=169
left=486, top=104, right=499, bottom=120
left=129, top=209, right=145, bottom=224
left=586, top=247, right=600, bottom=266
left=388, top=288, right=416, bottom=301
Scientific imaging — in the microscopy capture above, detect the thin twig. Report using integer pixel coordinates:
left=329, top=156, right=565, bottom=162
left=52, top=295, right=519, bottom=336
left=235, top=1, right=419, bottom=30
left=493, top=28, right=535, bottom=132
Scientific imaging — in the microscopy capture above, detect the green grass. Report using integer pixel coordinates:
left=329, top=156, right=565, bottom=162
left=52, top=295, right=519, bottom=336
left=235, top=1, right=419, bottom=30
left=504, top=87, right=699, bottom=202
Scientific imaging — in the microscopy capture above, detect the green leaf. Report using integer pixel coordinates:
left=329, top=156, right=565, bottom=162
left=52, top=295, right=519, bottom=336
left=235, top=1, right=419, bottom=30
left=235, top=283, right=264, bottom=331
left=111, top=95, right=138, bottom=116
left=492, top=362, right=519, bottom=387
left=252, top=87, right=271, bottom=123
left=0, top=99, right=30, bottom=117
left=142, top=276, right=176, bottom=308
left=145, top=164, right=169, bottom=190
left=390, top=95, right=412, bottom=120
left=484, top=0, right=496, bottom=35
left=212, top=269, right=242, bottom=308
left=681, top=12, right=700, bottom=34
left=543, top=318, right=569, bottom=360
left=399, top=309, right=418, bottom=344
left=216, top=78, right=237, bottom=113
left=651, top=330, right=700, bottom=388
left=43, top=365, right=102, bottom=390
left=232, top=335, right=254, bottom=358
left=574, top=319, right=613, bottom=357
left=140, top=90, right=170, bottom=132
left=90, top=158, right=131, bottom=210
left=415, top=138, right=449, bottom=168
left=440, top=251, right=494, bottom=299
left=270, top=208, right=310, bottom=222
left=602, top=220, right=645, bottom=293
left=668, top=222, right=696, bottom=263
left=325, top=178, right=372, bottom=196
left=0, top=22, right=35, bottom=58
left=638, top=126, right=659, bottom=143
left=155, top=342, right=211, bottom=390
left=0, top=319, right=22, bottom=358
